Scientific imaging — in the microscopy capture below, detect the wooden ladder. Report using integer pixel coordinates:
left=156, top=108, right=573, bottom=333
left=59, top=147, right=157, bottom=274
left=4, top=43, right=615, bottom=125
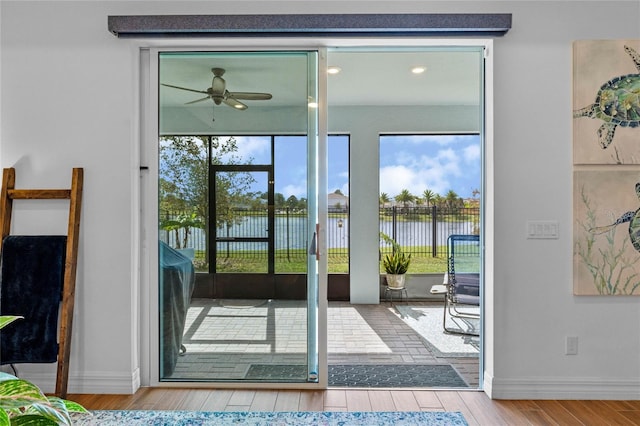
left=0, top=167, right=83, bottom=398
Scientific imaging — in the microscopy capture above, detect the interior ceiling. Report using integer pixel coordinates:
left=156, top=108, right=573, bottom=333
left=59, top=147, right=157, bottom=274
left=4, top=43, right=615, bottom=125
left=159, top=50, right=481, bottom=109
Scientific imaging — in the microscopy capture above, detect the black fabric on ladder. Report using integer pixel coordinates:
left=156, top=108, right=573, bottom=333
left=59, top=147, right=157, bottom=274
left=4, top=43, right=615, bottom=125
left=0, top=235, right=67, bottom=364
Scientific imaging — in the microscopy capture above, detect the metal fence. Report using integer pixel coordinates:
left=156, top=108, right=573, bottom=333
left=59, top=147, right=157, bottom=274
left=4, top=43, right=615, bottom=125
left=379, top=206, right=480, bottom=257
left=160, top=206, right=480, bottom=262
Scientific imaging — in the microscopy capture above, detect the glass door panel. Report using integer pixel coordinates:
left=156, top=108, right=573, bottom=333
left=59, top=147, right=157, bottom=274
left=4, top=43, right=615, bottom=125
left=158, top=51, right=318, bottom=383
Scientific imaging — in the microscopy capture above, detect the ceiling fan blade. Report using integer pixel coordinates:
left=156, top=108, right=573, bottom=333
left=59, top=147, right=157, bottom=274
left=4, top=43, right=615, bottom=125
left=185, top=96, right=211, bottom=105
left=164, top=68, right=270, bottom=116
left=223, top=97, right=248, bottom=110
left=228, top=91, right=272, bottom=101
left=161, top=83, right=209, bottom=95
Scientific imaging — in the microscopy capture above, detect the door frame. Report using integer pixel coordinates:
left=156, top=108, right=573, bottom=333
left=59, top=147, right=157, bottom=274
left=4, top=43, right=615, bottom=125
left=139, top=39, right=494, bottom=390
left=210, top=165, right=275, bottom=274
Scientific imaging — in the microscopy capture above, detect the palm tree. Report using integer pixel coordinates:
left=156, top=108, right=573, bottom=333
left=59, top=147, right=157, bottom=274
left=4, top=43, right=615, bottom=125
left=379, top=192, right=390, bottom=207
left=160, top=212, right=203, bottom=249
left=395, top=189, right=415, bottom=208
left=445, top=189, right=463, bottom=210
left=433, top=194, right=445, bottom=208
left=422, top=189, right=436, bottom=207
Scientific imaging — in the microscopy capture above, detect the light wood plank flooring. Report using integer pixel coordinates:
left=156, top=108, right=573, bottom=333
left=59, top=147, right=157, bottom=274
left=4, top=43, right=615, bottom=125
left=69, top=388, right=640, bottom=425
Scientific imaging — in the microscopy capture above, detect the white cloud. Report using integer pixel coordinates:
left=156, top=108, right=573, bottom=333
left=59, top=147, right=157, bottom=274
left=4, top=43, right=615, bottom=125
left=233, top=136, right=270, bottom=162
left=463, top=144, right=481, bottom=163
left=379, top=165, right=451, bottom=198
left=434, top=148, right=461, bottom=176
left=282, top=183, right=307, bottom=198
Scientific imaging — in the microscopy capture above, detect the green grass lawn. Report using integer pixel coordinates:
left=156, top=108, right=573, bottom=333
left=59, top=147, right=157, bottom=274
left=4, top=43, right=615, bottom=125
left=193, top=248, right=449, bottom=273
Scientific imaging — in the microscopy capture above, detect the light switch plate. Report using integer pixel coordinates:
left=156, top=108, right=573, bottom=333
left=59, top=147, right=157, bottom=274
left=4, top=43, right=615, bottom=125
left=565, top=336, right=578, bottom=355
left=527, top=220, right=559, bottom=239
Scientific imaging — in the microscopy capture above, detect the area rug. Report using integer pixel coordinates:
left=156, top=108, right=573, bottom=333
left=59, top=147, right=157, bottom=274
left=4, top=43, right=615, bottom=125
left=393, top=305, right=479, bottom=358
left=72, top=410, right=469, bottom=425
left=246, top=364, right=468, bottom=388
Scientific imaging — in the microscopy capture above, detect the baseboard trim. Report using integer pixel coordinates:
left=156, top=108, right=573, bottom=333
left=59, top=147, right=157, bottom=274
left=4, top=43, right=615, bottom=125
left=484, top=373, right=640, bottom=400
left=23, top=368, right=141, bottom=395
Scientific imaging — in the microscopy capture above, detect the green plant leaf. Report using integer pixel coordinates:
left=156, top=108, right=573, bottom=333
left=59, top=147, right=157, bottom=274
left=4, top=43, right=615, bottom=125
left=7, top=414, right=59, bottom=425
left=0, top=318, right=85, bottom=425
left=0, top=379, right=48, bottom=409
left=0, top=316, right=23, bottom=330
left=44, top=396, right=89, bottom=417
left=27, top=401, right=71, bottom=426
left=382, top=250, right=411, bottom=274
left=60, top=399, right=89, bottom=414
left=0, top=409, right=9, bottom=426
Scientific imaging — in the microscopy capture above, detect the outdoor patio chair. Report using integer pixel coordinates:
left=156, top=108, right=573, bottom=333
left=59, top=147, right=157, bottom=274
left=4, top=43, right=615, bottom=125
left=430, top=234, right=480, bottom=336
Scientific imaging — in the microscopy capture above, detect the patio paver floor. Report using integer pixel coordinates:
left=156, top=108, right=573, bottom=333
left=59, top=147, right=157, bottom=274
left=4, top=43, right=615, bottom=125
left=168, top=299, right=479, bottom=387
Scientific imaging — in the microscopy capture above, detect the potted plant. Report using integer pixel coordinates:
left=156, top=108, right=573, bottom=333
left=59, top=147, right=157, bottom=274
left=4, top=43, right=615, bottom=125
left=380, top=232, right=411, bottom=289
left=0, top=315, right=89, bottom=425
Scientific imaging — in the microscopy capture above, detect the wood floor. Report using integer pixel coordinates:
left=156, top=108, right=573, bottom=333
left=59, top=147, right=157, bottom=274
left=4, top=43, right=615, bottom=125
left=69, top=388, right=640, bottom=425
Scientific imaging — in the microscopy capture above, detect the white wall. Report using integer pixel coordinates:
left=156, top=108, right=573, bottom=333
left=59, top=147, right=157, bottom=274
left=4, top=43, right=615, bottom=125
left=1, top=1, right=639, bottom=399
left=488, top=2, right=640, bottom=399
left=1, top=1, right=142, bottom=393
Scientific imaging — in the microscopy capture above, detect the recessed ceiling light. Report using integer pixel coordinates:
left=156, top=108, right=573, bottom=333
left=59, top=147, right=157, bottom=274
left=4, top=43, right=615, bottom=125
left=327, top=66, right=342, bottom=75
left=411, top=66, right=427, bottom=74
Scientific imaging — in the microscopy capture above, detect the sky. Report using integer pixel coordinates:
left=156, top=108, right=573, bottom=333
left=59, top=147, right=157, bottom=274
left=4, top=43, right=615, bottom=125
left=223, top=134, right=481, bottom=200
left=379, top=134, right=481, bottom=199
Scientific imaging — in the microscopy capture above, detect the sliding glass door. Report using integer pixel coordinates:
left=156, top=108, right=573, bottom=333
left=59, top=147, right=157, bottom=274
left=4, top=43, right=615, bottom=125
left=150, top=43, right=488, bottom=388
left=158, top=51, right=319, bottom=383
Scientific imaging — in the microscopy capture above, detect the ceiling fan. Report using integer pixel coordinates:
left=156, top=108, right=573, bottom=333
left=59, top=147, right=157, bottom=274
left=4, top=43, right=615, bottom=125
left=161, top=67, right=273, bottom=111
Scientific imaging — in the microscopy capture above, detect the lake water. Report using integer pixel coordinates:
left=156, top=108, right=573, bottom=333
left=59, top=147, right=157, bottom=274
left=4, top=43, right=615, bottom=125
left=162, top=216, right=476, bottom=252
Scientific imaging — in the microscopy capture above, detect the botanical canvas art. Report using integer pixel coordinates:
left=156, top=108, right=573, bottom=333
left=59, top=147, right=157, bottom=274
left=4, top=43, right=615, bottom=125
left=573, top=169, right=640, bottom=295
left=573, top=40, right=640, bottom=165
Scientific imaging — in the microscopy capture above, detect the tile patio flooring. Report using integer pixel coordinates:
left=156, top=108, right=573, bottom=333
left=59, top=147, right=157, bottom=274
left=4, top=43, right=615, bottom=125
left=168, top=299, right=479, bottom=388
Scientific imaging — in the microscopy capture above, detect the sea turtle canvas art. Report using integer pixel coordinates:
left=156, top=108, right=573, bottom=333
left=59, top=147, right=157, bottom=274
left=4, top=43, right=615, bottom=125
left=573, top=169, right=640, bottom=295
left=590, top=181, right=640, bottom=252
left=573, top=40, right=640, bottom=165
left=573, top=45, right=640, bottom=149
